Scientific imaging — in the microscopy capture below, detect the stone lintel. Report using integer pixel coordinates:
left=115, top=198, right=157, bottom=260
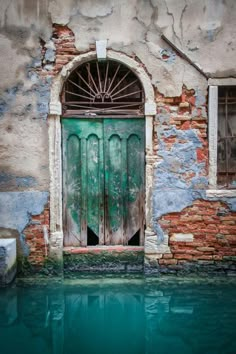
left=208, top=78, right=236, bottom=86
left=206, top=189, right=236, bottom=198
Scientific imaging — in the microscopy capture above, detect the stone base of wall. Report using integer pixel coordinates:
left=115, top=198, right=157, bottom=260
left=63, top=247, right=144, bottom=275
left=144, top=257, right=236, bottom=276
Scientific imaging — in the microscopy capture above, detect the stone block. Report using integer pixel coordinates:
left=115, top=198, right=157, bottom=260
left=0, top=239, right=16, bottom=286
left=145, top=235, right=171, bottom=254
left=170, top=233, right=194, bottom=242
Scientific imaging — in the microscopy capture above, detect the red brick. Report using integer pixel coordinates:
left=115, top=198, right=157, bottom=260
left=174, top=254, right=193, bottom=260
left=159, top=259, right=177, bottom=265
left=181, top=121, right=190, bottom=130
left=197, top=247, right=215, bottom=252
left=194, top=255, right=213, bottom=260
left=196, top=148, right=207, bottom=162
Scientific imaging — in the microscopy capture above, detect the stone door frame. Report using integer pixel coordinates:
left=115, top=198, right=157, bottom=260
left=48, top=50, right=157, bottom=260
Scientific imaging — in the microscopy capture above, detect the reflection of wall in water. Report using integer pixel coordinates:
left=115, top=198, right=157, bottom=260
left=0, top=283, right=236, bottom=354
left=64, top=286, right=145, bottom=354
left=145, top=284, right=236, bottom=354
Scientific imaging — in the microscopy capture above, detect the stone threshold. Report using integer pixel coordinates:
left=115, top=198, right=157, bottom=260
left=64, top=246, right=144, bottom=254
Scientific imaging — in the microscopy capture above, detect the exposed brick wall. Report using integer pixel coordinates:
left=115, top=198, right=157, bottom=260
left=154, top=88, right=208, bottom=161
left=52, top=25, right=79, bottom=74
left=23, top=204, right=50, bottom=265
left=36, top=25, right=79, bottom=81
left=157, top=200, right=236, bottom=269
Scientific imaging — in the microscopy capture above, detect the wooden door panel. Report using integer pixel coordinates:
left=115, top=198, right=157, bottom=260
left=62, top=119, right=103, bottom=246
left=62, top=118, right=144, bottom=246
left=63, top=134, right=81, bottom=246
left=105, top=134, right=123, bottom=245
left=126, top=133, right=144, bottom=244
left=104, top=119, right=145, bottom=245
left=87, top=134, right=104, bottom=244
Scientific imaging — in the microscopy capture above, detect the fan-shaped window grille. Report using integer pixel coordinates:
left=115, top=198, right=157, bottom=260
left=62, top=60, right=144, bottom=116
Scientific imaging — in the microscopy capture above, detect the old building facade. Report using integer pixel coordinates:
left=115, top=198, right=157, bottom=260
left=0, top=0, right=236, bottom=274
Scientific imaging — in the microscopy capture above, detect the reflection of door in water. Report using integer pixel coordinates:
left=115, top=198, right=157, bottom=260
left=62, top=118, right=145, bottom=247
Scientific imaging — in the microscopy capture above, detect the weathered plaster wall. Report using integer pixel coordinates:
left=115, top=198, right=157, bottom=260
left=0, top=192, right=49, bottom=257
left=0, top=0, right=235, bottom=185
left=0, top=0, right=236, bottom=270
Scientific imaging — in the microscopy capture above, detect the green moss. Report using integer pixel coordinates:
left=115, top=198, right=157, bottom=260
left=17, top=256, right=63, bottom=277
left=40, top=257, right=63, bottom=276
left=17, top=256, right=34, bottom=276
left=17, top=251, right=144, bottom=277
left=223, top=256, right=236, bottom=262
left=63, top=250, right=144, bottom=274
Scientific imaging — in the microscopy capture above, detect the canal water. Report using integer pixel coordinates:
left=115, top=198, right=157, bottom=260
left=0, top=276, right=236, bottom=354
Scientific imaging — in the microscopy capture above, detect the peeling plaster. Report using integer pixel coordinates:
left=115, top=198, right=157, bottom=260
left=0, top=192, right=48, bottom=232
left=77, top=0, right=114, bottom=18
left=159, top=48, right=176, bottom=63
left=153, top=189, right=205, bottom=220
left=0, top=0, right=235, bottom=81
left=0, top=191, right=49, bottom=255
left=48, top=0, right=77, bottom=25
left=153, top=187, right=236, bottom=244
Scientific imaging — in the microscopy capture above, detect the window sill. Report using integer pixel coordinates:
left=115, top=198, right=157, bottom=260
left=206, top=189, right=236, bottom=198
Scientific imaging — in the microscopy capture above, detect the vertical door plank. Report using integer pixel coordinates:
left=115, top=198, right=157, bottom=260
left=121, top=139, right=128, bottom=244
left=105, top=131, right=123, bottom=245
left=98, top=137, right=105, bottom=244
left=62, top=119, right=103, bottom=246
left=62, top=129, right=81, bottom=246
left=126, top=131, right=145, bottom=244
left=80, top=137, right=87, bottom=246
left=104, top=118, right=145, bottom=245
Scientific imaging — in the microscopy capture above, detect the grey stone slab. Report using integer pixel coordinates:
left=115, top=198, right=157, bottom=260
left=0, top=239, right=16, bottom=286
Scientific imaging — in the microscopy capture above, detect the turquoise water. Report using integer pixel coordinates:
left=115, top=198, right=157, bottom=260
left=0, top=276, right=236, bottom=354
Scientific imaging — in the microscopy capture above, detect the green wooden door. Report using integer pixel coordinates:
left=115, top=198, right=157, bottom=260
left=62, top=118, right=144, bottom=246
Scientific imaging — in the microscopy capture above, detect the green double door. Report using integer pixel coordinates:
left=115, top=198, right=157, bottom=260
left=62, top=118, right=145, bottom=247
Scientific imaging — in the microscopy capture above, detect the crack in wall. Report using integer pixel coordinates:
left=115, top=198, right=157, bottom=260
left=164, top=0, right=182, bottom=47
left=3, top=0, right=13, bottom=28
left=180, top=2, right=188, bottom=43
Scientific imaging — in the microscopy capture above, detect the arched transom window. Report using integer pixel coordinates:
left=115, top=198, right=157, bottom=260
left=62, top=60, right=145, bottom=116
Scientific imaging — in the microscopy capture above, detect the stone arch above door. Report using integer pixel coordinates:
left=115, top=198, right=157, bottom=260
left=48, top=49, right=160, bottom=260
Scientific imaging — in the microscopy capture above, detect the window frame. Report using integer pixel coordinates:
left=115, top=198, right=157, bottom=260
left=208, top=79, right=236, bottom=197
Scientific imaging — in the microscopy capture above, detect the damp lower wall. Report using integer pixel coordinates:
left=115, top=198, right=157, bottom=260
left=0, top=0, right=236, bottom=274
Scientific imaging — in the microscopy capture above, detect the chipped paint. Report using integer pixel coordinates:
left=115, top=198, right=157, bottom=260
left=159, top=48, right=176, bottom=63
